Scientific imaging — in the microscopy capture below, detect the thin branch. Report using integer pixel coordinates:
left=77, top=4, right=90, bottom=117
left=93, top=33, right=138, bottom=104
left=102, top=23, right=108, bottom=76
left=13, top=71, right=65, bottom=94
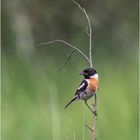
left=37, top=39, right=90, bottom=65
left=59, top=49, right=76, bottom=71
left=84, top=123, right=95, bottom=140
left=73, top=2, right=96, bottom=140
left=73, top=1, right=93, bottom=68
left=84, top=124, right=93, bottom=132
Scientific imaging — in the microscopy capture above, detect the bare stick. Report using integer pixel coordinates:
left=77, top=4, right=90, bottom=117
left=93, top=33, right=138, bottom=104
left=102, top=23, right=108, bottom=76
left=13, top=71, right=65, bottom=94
left=73, top=1, right=93, bottom=68
left=37, top=39, right=90, bottom=65
left=84, top=123, right=95, bottom=140
left=59, top=49, right=76, bottom=71
left=73, top=2, right=97, bottom=140
left=85, top=100, right=94, bottom=114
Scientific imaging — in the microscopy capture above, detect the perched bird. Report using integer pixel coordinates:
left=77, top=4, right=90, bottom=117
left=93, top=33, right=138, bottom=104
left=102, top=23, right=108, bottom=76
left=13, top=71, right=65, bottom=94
left=65, top=68, right=99, bottom=115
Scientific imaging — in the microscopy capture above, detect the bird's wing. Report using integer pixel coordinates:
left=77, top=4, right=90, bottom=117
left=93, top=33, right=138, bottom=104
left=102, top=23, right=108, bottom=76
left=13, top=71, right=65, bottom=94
left=75, top=79, right=88, bottom=96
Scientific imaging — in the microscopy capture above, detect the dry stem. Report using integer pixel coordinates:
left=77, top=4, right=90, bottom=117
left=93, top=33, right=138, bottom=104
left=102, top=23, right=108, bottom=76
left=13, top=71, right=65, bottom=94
left=37, top=39, right=90, bottom=65
left=73, top=1, right=93, bottom=68
left=37, top=2, right=97, bottom=140
left=59, top=49, right=76, bottom=71
left=73, top=1, right=96, bottom=140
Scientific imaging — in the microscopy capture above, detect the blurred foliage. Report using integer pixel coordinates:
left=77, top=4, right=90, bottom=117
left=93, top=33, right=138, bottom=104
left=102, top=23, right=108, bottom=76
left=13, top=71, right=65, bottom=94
left=2, top=0, right=138, bottom=140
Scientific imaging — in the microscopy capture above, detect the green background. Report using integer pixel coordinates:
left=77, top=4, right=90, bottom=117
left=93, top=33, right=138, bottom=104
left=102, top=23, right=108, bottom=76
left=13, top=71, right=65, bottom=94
left=2, top=0, right=139, bottom=140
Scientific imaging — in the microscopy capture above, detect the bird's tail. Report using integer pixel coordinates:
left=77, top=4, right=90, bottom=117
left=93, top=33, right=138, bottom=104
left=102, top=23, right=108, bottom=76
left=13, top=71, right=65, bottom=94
left=64, top=96, right=77, bottom=109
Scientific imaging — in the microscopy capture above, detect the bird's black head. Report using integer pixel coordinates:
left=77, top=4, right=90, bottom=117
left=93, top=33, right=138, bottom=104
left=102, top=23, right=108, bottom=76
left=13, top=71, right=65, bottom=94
left=80, top=68, right=97, bottom=79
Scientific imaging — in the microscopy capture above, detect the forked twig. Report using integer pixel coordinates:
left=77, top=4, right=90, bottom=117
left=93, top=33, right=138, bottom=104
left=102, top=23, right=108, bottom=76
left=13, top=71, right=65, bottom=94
left=84, top=124, right=93, bottom=132
left=37, top=39, right=90, bottom=65
left=59, top=49, right=76, bottom=71
left=73, top=1, right=93, bottom=68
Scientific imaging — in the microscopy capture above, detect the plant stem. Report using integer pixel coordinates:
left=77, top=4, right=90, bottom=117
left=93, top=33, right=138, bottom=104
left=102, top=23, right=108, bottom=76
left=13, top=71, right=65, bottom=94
left=37, top=39, right=90, bottom=65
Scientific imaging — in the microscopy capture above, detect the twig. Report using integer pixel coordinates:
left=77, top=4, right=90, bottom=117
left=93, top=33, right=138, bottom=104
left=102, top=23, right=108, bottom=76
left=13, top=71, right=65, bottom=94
left=73, top=2, right=96, bottom=140
left=84, top=124, right=93, bottom=132
left=59, top=49, right=76, bottom=71
left=73, top=1, right=93, bottom=68
left=84, top=123, right=95, bottom=140
left=37, top=39, right=90, bottom=65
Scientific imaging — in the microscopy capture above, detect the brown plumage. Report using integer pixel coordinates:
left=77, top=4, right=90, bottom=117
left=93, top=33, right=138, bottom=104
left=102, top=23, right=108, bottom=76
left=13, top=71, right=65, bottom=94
left=88, top=78, right=99, bottom=92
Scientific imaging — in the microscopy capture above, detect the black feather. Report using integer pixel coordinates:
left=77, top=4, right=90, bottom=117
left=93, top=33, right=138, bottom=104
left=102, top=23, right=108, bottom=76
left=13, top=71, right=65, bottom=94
left=65, top=80, right=88, bottom=109
left=64, top=96, right=77, bottom=109
left=75, top=80, right=88, bottom=96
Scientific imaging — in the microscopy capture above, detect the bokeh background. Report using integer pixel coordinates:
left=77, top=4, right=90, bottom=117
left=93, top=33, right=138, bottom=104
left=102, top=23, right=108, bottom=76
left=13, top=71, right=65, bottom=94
left=2, top=0, right=139, bottom=140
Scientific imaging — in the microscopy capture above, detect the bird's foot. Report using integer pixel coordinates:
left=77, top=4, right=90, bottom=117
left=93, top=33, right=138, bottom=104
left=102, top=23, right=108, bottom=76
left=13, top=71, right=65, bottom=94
left=93, top=110, right=97, bottom=116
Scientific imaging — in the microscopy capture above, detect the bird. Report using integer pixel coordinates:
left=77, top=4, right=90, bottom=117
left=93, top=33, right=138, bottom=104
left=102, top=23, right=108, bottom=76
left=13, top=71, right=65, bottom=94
left=64, top=68, right=99, bottom=115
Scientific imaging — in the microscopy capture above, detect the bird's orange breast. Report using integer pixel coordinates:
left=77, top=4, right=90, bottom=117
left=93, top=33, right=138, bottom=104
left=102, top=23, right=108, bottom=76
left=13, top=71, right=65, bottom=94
left=88, top=78, right=99, bottom=92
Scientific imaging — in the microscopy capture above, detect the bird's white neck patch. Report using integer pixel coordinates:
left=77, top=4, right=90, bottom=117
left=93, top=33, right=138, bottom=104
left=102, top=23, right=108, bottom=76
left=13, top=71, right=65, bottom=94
left=90, top=73, right=98, bottom=80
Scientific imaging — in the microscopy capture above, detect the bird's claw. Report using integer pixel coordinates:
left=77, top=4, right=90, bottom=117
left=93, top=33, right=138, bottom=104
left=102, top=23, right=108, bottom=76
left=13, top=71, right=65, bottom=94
left=93, top=110, right=97, bottom=116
